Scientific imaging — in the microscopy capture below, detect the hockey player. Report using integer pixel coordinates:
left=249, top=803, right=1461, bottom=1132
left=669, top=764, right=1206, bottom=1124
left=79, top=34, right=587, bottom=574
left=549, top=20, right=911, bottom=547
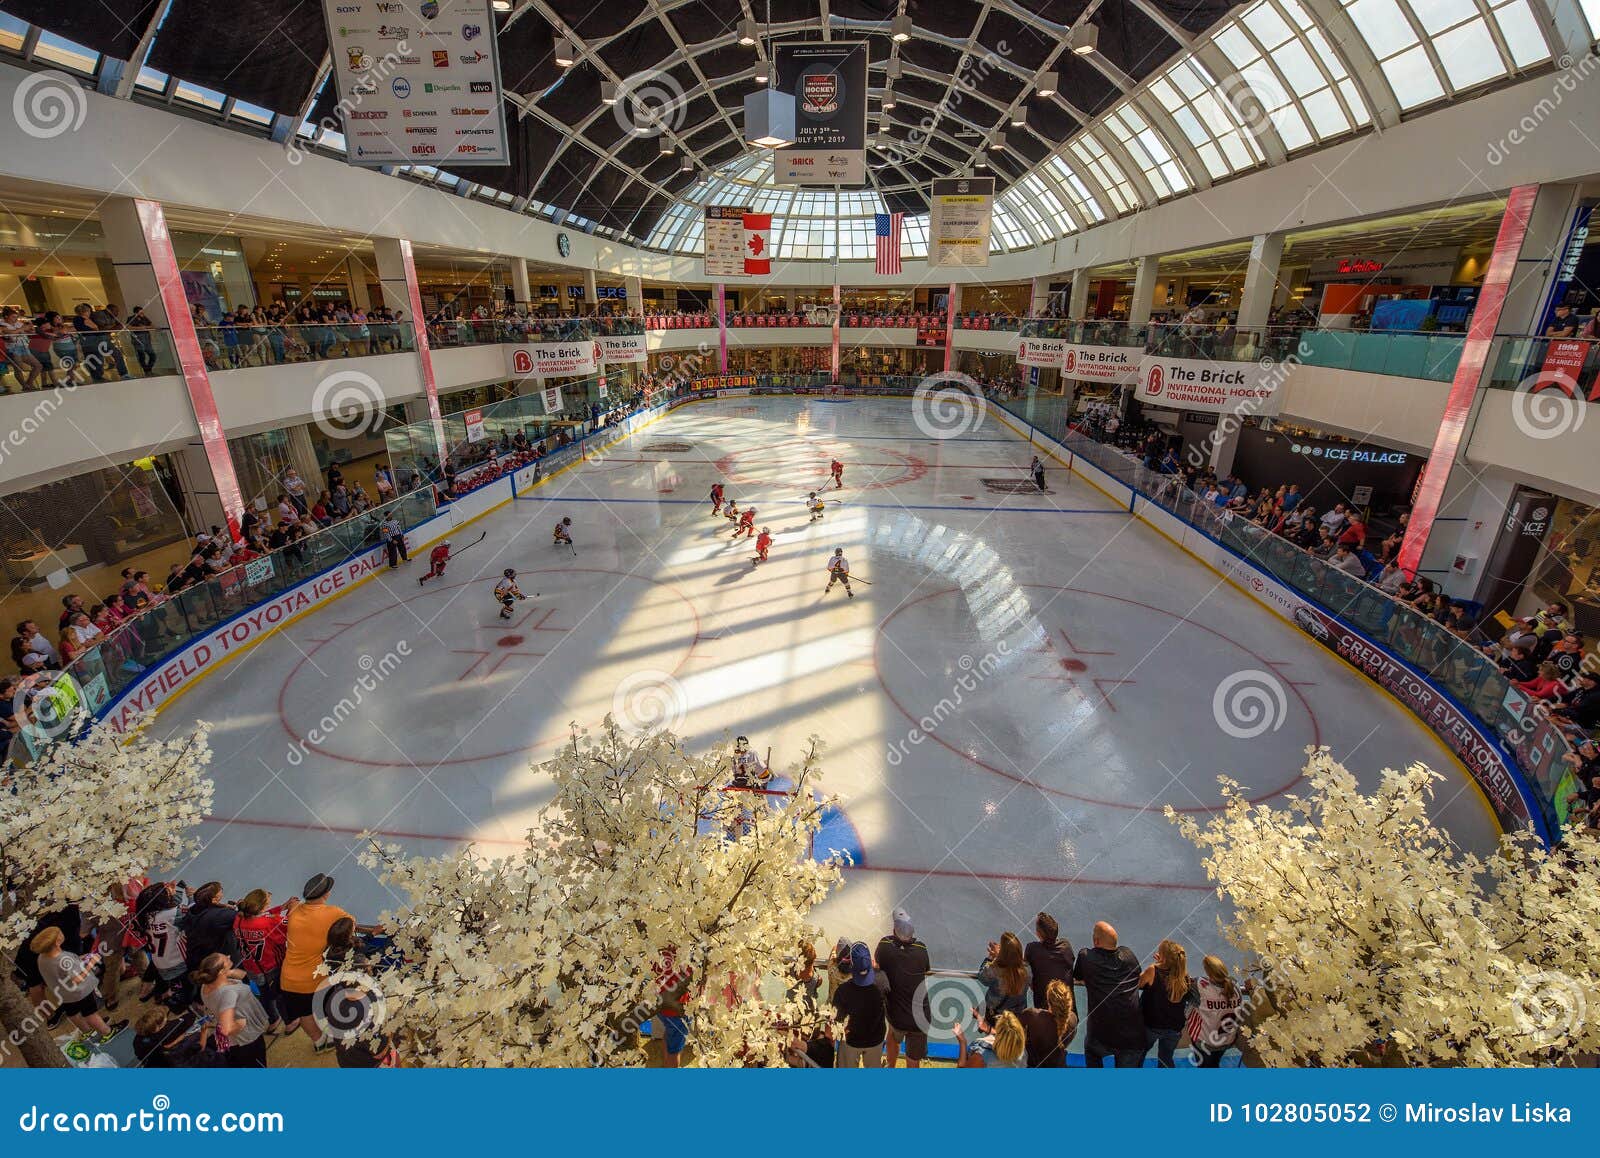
left=1031, top=455, right=1046, bottom=492
left=729, top=735, right=770, bottom=788
left=709, top=482, right=725, bottom=515
left=552, top=517, right=573, bottom=546
left=418, top=539, right=452, bottom=586
left=807, top=492, right=826, bottom=523
left=753, top=527, right=773, bottom=563
left=733, top=506, right=756, bottom=539
left=723, top=499, right=740, bottom=527
left=494, top=568, right=525, bottom=620
left=824, top=547, right=853, bottom=598
left=830, top=458, right=844, bottom=489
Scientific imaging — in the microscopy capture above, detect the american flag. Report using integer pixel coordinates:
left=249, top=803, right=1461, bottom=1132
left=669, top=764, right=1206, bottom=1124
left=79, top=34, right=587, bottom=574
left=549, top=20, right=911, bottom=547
left=874, top=212, right=903, bottom=275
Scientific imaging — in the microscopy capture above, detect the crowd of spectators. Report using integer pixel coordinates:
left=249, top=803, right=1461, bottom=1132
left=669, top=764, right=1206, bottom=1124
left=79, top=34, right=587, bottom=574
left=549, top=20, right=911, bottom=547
left=771, top=909, right=1245, bottom=1069
left=0, top=302, right=163, bottom=390
left=192, top=301, right=411, bottom=369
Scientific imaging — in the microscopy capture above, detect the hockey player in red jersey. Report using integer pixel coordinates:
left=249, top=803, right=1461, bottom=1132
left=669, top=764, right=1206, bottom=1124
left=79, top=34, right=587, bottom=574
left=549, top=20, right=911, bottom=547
left=733, top=506, right=757, bottom=539
left=754, top=527, right=773, bottom=562
left=710, top=482, right=725, bottom=515
left=830, top=458, right=844, bottom=489
left=418, top=539, right=452, bottom=586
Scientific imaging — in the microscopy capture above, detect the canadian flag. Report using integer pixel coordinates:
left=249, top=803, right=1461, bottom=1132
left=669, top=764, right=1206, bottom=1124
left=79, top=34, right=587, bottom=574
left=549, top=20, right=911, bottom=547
left=743, top=212, right=771, bottom=275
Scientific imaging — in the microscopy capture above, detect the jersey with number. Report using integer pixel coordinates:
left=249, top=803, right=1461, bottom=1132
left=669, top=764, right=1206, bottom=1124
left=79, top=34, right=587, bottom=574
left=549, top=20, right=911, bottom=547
left=731, top=749, right=767, bottom=787
left=828, top=555, right=849, bottom=575
left=144, top=906, right=186, bottom=974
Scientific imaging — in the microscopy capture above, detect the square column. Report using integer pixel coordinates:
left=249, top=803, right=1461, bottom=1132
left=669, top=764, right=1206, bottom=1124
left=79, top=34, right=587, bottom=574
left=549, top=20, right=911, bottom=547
left=943, top=282, right=960, bottom=372
left=1029, top=275, right=1051, bottom=316
left=345, top=256, right=372, bottom=311
left=626, top=275, right=643, bottom=316
left=1237, top=232, right=1285, bottom=331
left=511, top=257, right=532, bottom=305
left=1127, top=256, right=1159, bottom=325
left=1067, top=269, right=1090, bottom=320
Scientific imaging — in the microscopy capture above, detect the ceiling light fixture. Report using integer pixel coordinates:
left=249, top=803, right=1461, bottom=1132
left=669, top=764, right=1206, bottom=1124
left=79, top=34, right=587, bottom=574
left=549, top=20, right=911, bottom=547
left=989, top=131, right=1007, bottom=151
left=754, top=60, right=769, bottom=83
left=1011, top=111, right=1025, bottom=127
left=660, top=140, right=675, bottom=156
left=680, top=155, right=694, bottom=172
left=891, top=13, right=912, bottom=42
left=882, top=87, right=896, bottom=110
left=1070, top=24, right=1098, bottom=55
left=491, top=0, right=512, bottom=11
left=744, top=87, right=796, bottom=148
left=886, top=59, right=902, bottom=80
left=737, top=18, right=759, bottom=46
left=553, top=37, right=575, bottom=67
left=600, top=80, right=618, bottom=105
left=1037, top=70, right=1058, bottom=97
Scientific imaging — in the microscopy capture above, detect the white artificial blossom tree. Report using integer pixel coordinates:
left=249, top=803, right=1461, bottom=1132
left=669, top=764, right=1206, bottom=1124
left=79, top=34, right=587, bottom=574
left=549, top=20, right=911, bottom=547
left=1170, top=748, right=1600, bottom=1067
left=358, top=718, right=843, bottom=1066
left=0, top=713, right=214, bottom=1066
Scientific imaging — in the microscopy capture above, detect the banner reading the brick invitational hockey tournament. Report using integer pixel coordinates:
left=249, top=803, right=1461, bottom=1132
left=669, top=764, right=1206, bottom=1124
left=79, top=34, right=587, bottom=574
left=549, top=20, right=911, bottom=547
left=928, top=177, right=994, bottom=268
left=507, top=341, right=600, bottom=378
left=320, top=0, right=510, bottom=167
left=773, top=41, right=868, bottom=186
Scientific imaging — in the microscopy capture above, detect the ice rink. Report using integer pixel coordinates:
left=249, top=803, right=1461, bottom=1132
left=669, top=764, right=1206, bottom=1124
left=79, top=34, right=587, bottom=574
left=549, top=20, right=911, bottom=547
left=155, top=394, right=1500, bottom=968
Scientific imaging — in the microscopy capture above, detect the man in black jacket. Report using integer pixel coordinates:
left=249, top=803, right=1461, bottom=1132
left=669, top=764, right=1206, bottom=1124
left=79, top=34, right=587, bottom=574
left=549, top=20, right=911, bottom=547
left=1024, top=910, right=1075, bottom=1009
left=1073, top=921, right=1146, bottom=1068
left=179, top=882, right=239, bottom=970
left=875, top=909, right=931, bottom=1068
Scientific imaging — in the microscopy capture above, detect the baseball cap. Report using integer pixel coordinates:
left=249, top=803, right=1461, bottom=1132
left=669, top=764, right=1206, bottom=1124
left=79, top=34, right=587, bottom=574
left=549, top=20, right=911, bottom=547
left=848, top=941, right=875, bottom=987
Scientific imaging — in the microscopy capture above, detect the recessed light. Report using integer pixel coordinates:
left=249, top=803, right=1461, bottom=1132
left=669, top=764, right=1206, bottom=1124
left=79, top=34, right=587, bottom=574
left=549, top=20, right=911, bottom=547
left=1037, top=70, right=1057, bottom=97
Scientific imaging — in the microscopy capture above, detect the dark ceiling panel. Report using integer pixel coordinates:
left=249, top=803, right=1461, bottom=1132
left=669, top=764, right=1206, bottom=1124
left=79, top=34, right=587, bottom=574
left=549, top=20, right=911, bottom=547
left=883, top=188, right=927, bottom=215
left=1026, top=97, right=1080, bottom=142
left=696, top=43, right=753, bottom=80
left=629, top=192, right=669, bottom=237
left=596, top=19, right=676, bottom=75
left=496, top=11, right=561, bottom=98
left=580, top=163, right=630, bottom=221
left=534, top=140, right=601, bottom=209
left=442, top=114, right=562, bottom=201
left=546, top=0, right=651, bottom=41
left=700, top=138, right=743, bottom=168
left=666, top=1, right=742, bottom=47
left=1095, top=1, right=1178, bottom=80
left=900, top=39, right=962, bottom=77
left=543, top=66, right=602, bottom=125
left=902, top=0, right=976, bottom=39
left=977, top=10, right=1053, bottom=72
left=1148, top=1, right=1240, bottom=35
left=1056, top=53, right=1119, bottom=116
left=0, top=0, right=159, bottom=60
left=147, top=0, right=326, bottom=114
left=1011, top=0, right=1094, bottom=26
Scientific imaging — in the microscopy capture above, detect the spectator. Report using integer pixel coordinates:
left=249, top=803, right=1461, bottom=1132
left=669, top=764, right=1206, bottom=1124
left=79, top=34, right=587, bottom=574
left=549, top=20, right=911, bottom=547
left=953, top=1009, right=1027, bottom=1067
left=180, top=881, right=238, bottom=969
left=1024, top=910, right=1075, bottom=1008
left=1074, top=920, right=1147, bottom=1068
left=12, top=620, right=60, bottom=671
left=30, top=925, right=115, bottom=1039
left=233, top=888, right=293, bottom=1035
left=279, top=872, right=351, bottom=1052
left=1139, top=938, right=1191, bottom=1067
left=133, top=881, right=190, bottom=1005
left=651, top=946, right=693, bottom=1067
left=831, top=941, right=888, bottom=1068
left=193, top=952, right=272, bottom=1067
left=874, top=908, right=930, bottom=1068
left=1188, top=956, right=1243, bottom=1067
left=978, top=930, right=1030, bottom=1021
left=1330, top=546, right=1366, bottom=578
left=1514, top=661, right=1567, bottom=702
left=133, top=1006, right=220, bottom=1068
left=1016, top=977, right=1077, bottom=1068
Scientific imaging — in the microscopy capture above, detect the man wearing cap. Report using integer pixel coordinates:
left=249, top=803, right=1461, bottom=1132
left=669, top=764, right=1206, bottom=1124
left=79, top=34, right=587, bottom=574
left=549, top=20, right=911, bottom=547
left=831, top=940, right=888, bottom=1068
left=1551, top=670, right=1600, bottom=737
left=279, top=873, right=350, bottom=1052
left=875, top=909, right=931, bottom=1068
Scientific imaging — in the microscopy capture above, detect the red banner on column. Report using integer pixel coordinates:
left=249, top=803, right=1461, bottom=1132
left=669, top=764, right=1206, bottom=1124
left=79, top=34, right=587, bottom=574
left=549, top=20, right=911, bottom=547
left=1538, top=338, right=1590, bottom=394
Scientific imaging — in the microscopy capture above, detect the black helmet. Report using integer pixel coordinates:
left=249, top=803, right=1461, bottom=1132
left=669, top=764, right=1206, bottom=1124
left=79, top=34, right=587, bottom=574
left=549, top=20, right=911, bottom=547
left=561, top=517, right=571, bottom=525
left=503, top=568, right=515, bottom=579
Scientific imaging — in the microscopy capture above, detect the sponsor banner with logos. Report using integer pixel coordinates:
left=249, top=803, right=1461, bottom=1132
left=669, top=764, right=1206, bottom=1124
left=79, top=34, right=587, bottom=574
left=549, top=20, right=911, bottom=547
left=1063, top=343, right=1139, bottom=384
left=506, top=341, right=600, bottom=379
left=773, top=41, right=868, bottom=186
left=463, top=407, right=485, bottom=443
left=321, top=0, right=509, bottom=167
left=1017, top=335, right=1067, bottom=369
left=703, top=206, right=749, bottom=279
left=600, top=334, right=647, bottom=365
left=1137, top=354, right=1284, bottom=416
left=928, top=177, right=994, bottom=268
left=541, top=386, right=564, bottom=414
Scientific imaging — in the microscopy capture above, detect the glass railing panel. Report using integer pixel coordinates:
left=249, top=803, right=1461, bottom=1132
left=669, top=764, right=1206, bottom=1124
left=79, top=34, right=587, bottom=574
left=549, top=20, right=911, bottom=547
left=199, top=321, right=416, bottom=369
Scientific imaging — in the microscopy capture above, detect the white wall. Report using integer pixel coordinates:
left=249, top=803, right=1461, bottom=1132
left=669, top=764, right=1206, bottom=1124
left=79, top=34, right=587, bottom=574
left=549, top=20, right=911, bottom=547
left=0, top=374, right=195, bottom=491
left=1275, top=364, right=1452, bottom=456
left=1465, top=392, right=1600, bottom=505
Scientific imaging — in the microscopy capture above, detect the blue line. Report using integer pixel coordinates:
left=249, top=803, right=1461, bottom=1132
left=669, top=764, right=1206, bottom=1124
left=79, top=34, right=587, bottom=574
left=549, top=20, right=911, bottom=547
left=514, top=495, right=1125, bottom=514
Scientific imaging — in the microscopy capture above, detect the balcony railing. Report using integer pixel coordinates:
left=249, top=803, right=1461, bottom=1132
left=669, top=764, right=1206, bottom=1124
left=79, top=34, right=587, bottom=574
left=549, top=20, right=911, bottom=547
left=1486, top=334, right=1600, bottom=399
left=1, top=326, right=181, bottom=389
left=195, top=320, right=416, bottom=369
left=1293, top=328, right=1464, bottom=383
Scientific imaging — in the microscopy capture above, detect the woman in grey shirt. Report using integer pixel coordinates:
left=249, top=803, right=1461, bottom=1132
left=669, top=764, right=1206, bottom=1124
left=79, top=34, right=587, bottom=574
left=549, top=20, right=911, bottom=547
left=29, top=925, right=112, bottom=1039
left=195, top=953, right=271, bottom=1067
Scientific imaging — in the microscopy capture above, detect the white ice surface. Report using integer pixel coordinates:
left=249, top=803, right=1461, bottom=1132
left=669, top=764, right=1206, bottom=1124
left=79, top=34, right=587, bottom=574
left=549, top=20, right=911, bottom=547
left=154, top=396, right=1499, bottom=968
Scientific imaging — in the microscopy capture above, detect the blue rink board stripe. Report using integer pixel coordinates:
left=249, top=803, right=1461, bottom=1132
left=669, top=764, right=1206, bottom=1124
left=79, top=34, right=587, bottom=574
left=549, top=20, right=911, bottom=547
left=515, top=495, right=1126, bottom=514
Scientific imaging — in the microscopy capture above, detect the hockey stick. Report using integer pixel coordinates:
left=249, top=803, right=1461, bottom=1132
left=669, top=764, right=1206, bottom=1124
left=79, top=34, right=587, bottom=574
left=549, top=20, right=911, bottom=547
left=449, top=531, right=489, bottom=558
